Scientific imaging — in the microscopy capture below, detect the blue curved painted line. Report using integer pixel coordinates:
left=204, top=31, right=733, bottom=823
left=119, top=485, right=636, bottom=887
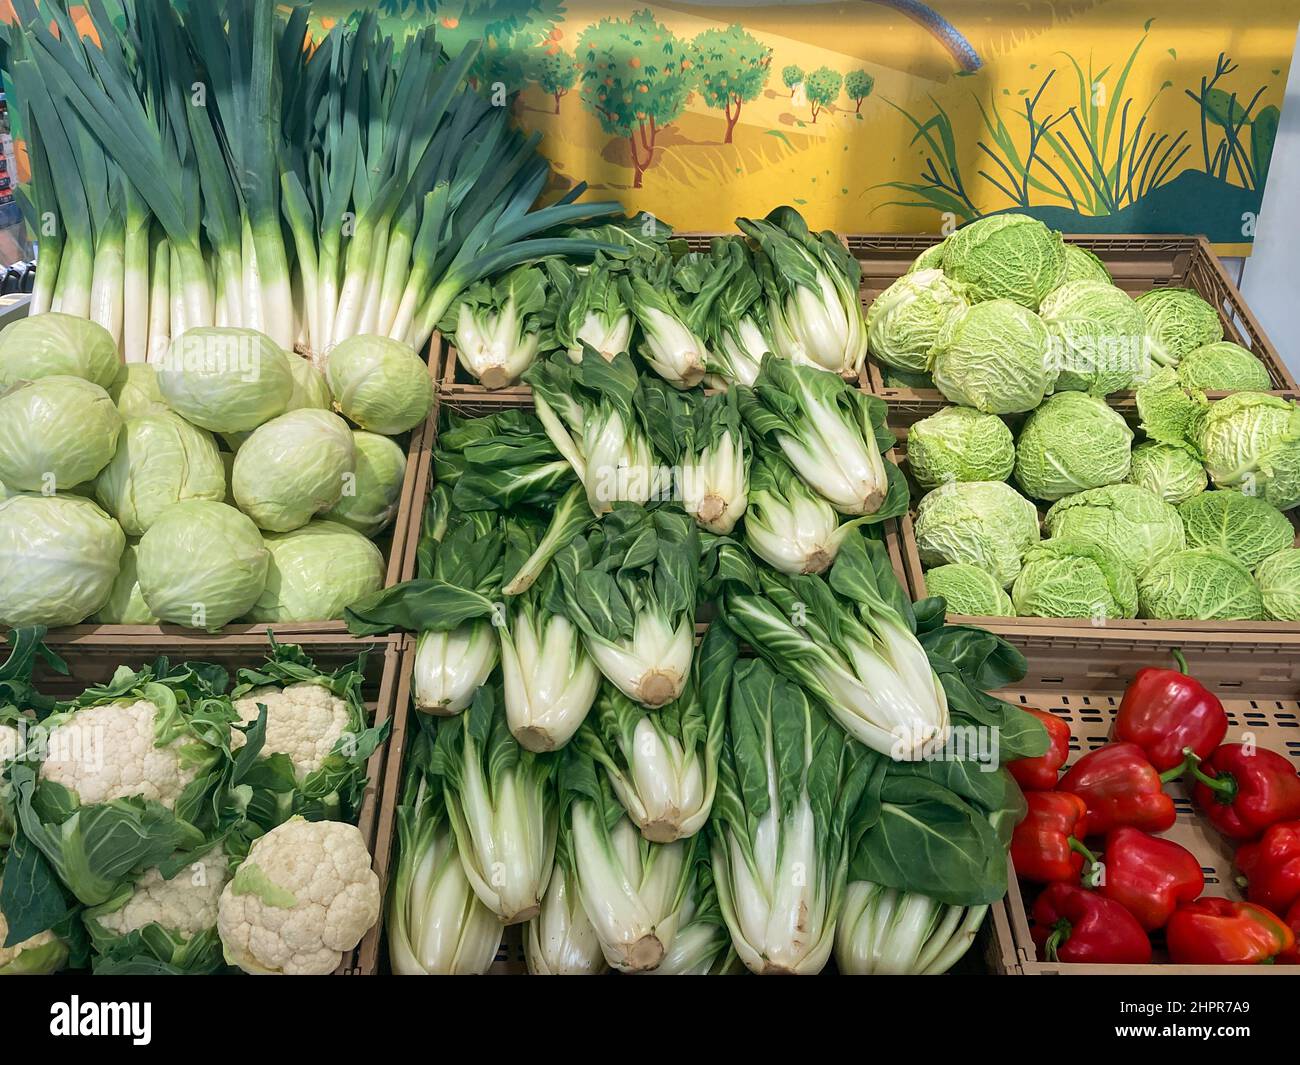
left=867, top=0, right=983, bottom=71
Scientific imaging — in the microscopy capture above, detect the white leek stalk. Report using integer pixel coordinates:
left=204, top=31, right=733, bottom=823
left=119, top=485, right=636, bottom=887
left=412, top=624, right=498, bottom=716
left=501, top=611, right=600, bottom=752
left=584, top=612, right=694, bottom=710
left=680, top=429, right=749, bottom=536
left=525, top=863, right=607, bottom=975
left=834, top=881, right=988, bottom=975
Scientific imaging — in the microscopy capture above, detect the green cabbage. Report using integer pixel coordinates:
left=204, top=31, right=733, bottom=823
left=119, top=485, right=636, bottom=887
left=923, top=563, right=1015, bottom=617
left=907, top=406, right=1014, bottom=490
left=1255, top=548, right=1300, bottom=621
left=155, top=327, right=294, bottom=433
left=1177, top=342, right=1271, bottom=393
left=1138, top=548, right=1263, bottom=620
left=323, top=431, right=408, bottom=537
left=248, top=520, right=385, bottom=622
left=881, top=366, right=935, bottom=390
left=285, top=355, right=332, bottom=411
left=136, top=500, right=270, bottom=629
left=930, top=299, right=1055, bottom=414
left=1127, top=441, right=1208, bottom=505
left=1177, top=490, right=1294, bottom=569
left=0, top=376, right=122, bottom=492
left=0, top=494, right=125, bottom=626
left=1192, top=392, right=1300, bottom=510
left=0, top=312, right=119, bottom=390
left=1044, top=484, right=1185, bottom=576
left=906, top=240, right=949, bottom=274
left=865, top=269, right=968, bottom=373
left=914, top=480, right=1041, bottom=587
left=1135, top=367, right=1205, bottom=447
left=1058, top=245, right=1111, bottom=285
left=1014, top=392, right=1133, bottom=501
left=231, top=409, right=357, bottom=532
left=93, top=542, right=158, bottom=624
left=1038, top=281, right=1144, bottom=395
left=1135, top=288, right=1223, bottom=367
left=110, top=363, right=168, bottom=417
left=941, top=214, right=1065, bottom=309
left=1012, top=539, right=1138, bottom=619
left=93, top=412, right=226, bottom=536
left=326, top=335, right=433, bottom=435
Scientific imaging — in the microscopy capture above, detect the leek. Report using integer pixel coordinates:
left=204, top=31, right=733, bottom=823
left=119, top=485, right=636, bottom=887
left=834, top=881, right=988, bottom=975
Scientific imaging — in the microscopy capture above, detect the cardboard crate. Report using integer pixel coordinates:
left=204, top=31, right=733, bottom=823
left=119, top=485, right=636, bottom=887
left=977, top=625, right=1300, bottom=974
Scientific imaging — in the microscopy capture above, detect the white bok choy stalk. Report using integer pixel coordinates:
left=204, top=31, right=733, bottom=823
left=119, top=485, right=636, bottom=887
left=551, top=506, right=700, bottom=709
left=430, top=683, right=558, bottom=925
left=744, top=452, right=881, bottom=576
left=629, top=863, right=740, bottom=976
left=439, top=263, right=552, bottom=389
left=740, top=356, right=896, bottom=517
left=719, top=533, right=950, bottom=760
left=709, top=656, right=873, bottom=975
left=565, top=751, right=702, bottom=972
left=387, top=716, right=504, bottom=975
left=704, top=237, right=774, bottom=388
left=524, top=350, right=671, bottom=516
left=737, top=206, right=867, bottom=378
left=576, top=623, right=736, bottom=843
left=548, top=255, right=634, bottom=363
left=413, top=626, right=498, bottom=717
left=834, top=881, right=988, bottom=975
left=525, top=819, right=608, bottom=975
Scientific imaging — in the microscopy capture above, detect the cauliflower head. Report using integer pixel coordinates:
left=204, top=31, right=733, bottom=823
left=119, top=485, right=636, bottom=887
left=232, top=682, right=351, bottom=778
left=39, top=699, right=202, bottom=808
left=95, top=846, right=230, bottom=940
left=0, top=884, right=68, bottom=974
left=0, top=723, right=19, bottom=763
left=217, top=818, right=380, bottom=975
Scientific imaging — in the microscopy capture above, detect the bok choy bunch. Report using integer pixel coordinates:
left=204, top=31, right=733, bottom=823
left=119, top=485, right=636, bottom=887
left=704, top=238, right=774, bottom=388
left=719, top=535, right=950, bottom=760
left=388, top=716, right=504, bottom=975
left=439, top=264, right=554, bottom=389
left=631, top=864, right=738, bottom=976
left=430, top=684, right=558, bottom=925
left=524, top=812, right=608, bottom=975
left=548, top=255, right=634, bottom=363
left=833, top=881, right=987, bottom=975
left=741, top=356, right=897, bottom=516
left=576, top=624, right=735, bottom=843
left=552, top=505, right=701, bottom=709
left=525, top=351, right=670, bottom=516
left=737, top=206, right=868, bottom=378
left=709, top=656, right=872, bottom=975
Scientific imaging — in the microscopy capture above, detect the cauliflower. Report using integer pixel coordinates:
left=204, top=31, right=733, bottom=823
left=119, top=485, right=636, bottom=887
left=94, top=847, right=230, bottom=940
left=0, top=723, right=19, bottom=763
left=232, top=682, right=351, bottom=778
left=217, top=818, right=380, bottom=975
left=0, top=882, right=68, bottom=974
left=39, top=699, right=204, bottom=808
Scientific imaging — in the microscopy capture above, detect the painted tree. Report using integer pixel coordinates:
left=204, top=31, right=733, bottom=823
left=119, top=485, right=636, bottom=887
left=805, top=66, right=842, bottom=123
left=534, top=48, right=579, bottom=113
left=689, top=25, right=771, bottom=144
left=845, top=69, right=875, bottom=113
left=577, top=10, right=692, bottom=189
left=782, top=63, right=804, bottom=98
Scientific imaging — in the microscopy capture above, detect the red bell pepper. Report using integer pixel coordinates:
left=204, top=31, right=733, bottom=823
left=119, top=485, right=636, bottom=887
left=1115, top=650, right=1228, bottom=772
left=1093, top=827, right=1203, bottom=931
left=1007, top=707, right=1071, bottom=790
left=1281, top=900, right=1300, bottom=964
left=1188, top=744, right=1300, bottom=841
left=1058, top=743, right=1178, bottom=835
left=1032, top=883, right=1152, bottom=964
left=1166, top=897, right=1295, bottom=964
left=1236, top=820, right=1300, bottom=914
left=1011, top=791, right=1091, bottom=883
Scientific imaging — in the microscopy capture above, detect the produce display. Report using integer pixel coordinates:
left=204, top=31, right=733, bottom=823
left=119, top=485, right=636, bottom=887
left=885, top=218, right=1295, bottom=622
left=1010, top=653, right=1300, bottom=965
left=0, top=634, right=388, bottom=974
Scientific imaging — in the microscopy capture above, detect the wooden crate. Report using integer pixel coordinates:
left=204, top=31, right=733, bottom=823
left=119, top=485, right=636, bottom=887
left=978, top=625, right=1300, bottom=974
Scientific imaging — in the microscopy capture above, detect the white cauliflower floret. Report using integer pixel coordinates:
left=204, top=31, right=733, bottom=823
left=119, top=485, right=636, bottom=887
left=0, top=882, right=67, bottom=974
left=0, top=723, right=19, bottom=763
left=232, top=682, right=352, bottom=778
left=217, top=818, right=380, bottom=975
left=39, top=699, right=202, bottom=808
left=95, top=847, right=230, bottom=940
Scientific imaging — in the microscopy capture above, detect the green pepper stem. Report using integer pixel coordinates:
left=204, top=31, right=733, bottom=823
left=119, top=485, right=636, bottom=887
left=1070, top=837, right=1102, bottom=887
left=1183, top=750, right=1238, bottom=803
left=1044, top=920, right=1071, bottom=963
left=1171, top=648, right=1189, bottom=675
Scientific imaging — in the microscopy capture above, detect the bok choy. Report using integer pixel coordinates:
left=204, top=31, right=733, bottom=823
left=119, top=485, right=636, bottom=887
left=833, top=881, right=987, bottom=975
left=524, top=811, right=607, bottom=975
left=548, top=255, right=634, bottom=364
left=440, top=264, right=553, bottom=389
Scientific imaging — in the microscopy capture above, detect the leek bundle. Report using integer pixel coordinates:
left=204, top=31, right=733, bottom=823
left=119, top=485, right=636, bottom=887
left=834, top=881, right=987, bottom=975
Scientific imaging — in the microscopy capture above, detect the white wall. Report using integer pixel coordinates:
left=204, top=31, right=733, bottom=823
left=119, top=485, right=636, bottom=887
left=1242, top=22, right=1300, bottom=379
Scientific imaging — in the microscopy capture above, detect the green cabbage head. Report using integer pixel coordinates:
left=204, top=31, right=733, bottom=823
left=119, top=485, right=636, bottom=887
left=930, top=299, right=1055, bottom=414
left=914, top=480, right=1041, bottom=587
left=907, top=406, right=1014, bottom=490
left=1138, top=548, right=1263, bottom=620
left=0, top=312, right=120, bottom=390
left=1014, top=392, right=1134, bottom=501
left=0, top=376, right=122, bottom=492
left=285, top=356, right=332, bottom=412
left=1039, top=281, right=1144, bottom=395
left=1127, top=442, right=1207, bottom=505
left=866, top=269, right=968, bottom=373
left=110, top=363, right=168, bottom=417
left=1255, top=548, right=1300, bottom=621
left=1012, top=539, right=1137, bottom=619
left=924, top=563, right=1015, bottom=617
left=232, top=409, right=357, bottom=532
left=1177, top=490, right=1294, bottom=570
left=0, top=494, right=125, bottom=626
left=941, top=214, right=1065, bottom=308
left=1177, top=342, right=1271, bottom=393
left=906, top=240, right=949, bottom=274
left=326, top=335, right=433, bottom=435
left=93, top=542, right=158, bottom=624
left=155, top=327, right=294, bottom=433
left=1192, top=392, right=1300, bottom=510
left=1135, top=288, right=1223, bottom=368
left=323, top=431, right=407, bottom=537
left=1045, top=484, right=1185, bottom=576
left=248, top=520, right=385, bottom=622
left=1058, top=245, right=1111, bottom=285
